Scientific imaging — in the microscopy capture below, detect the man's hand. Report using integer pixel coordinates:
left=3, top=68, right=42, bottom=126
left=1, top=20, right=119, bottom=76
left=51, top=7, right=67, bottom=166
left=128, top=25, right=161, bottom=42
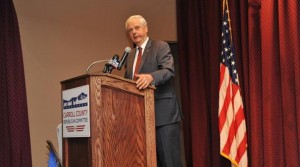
left=135, top=74, right=154, bottom=90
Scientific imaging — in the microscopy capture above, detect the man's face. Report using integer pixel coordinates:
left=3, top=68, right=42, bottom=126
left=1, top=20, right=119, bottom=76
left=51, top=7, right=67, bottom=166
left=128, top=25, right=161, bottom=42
left=126, top=18, right=148, bottom=46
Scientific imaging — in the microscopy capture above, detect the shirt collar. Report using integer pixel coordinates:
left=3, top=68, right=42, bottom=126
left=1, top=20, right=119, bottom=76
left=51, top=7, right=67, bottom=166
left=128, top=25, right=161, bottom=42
left=137, top=37, right=149, bottom=50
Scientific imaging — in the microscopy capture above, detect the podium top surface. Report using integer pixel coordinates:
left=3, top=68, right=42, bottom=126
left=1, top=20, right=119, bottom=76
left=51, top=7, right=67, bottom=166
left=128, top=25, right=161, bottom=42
left=61, top=73, right=128, bottom=84
left=60, top=73, right=155, bottom=89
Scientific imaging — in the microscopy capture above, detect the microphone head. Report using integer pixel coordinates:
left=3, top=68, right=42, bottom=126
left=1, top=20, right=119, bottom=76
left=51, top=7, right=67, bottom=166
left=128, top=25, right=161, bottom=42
left=125, top=47, right=131, bottom=53
left=112, top=54, right=119, bottom=60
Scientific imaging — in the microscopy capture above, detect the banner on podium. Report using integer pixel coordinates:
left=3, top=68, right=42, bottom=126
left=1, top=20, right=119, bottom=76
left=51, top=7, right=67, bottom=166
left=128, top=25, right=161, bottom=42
left=62, top=85, right=90, bottom=138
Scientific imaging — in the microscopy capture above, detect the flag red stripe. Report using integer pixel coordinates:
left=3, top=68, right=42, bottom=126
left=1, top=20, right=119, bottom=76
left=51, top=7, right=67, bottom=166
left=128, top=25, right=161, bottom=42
left=219, top=64, right=231, bottom=132
left=221, top=87, right=245, bottom=157
left=219, top=64, right=226, bottom=90
left=219, top=78, right=232, bottom=132
left=231, top=82, right=239, bottom=107
left=221, top=109, right=235, bottom=155
left=235, top=132, right=247, bottom=162
left=234, top=106, right=244, bottom=132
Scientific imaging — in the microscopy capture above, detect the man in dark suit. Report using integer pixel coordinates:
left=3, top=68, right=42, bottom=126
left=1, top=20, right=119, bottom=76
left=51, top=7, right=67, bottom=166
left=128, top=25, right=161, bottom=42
left=124, top=15, right=183, bottom=167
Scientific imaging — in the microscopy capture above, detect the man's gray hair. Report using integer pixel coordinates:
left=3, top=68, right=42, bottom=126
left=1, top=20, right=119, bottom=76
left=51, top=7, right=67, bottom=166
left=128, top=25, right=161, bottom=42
left=125, top=15, right=147, bottom=29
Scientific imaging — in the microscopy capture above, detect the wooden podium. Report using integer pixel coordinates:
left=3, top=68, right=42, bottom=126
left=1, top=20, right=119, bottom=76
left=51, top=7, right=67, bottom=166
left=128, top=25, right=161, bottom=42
left=61, top=74, right=156, bottom=167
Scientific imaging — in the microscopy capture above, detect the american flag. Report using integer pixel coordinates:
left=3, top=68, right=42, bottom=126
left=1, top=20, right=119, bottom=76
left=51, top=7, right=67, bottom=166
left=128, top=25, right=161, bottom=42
left=218, top=0, right=248, bottom=166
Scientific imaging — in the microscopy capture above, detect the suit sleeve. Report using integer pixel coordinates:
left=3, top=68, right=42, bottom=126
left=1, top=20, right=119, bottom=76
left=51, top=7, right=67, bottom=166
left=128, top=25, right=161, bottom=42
left=150, top=41, right=175, bottom=85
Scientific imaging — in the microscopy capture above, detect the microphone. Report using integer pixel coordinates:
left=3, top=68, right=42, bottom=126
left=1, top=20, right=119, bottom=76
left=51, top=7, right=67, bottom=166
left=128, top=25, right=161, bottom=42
left=103, top=47, right=131, bottom=74
left=103, top=54, right=119, bottom=74
left=117, top=47, right=131, bottom=70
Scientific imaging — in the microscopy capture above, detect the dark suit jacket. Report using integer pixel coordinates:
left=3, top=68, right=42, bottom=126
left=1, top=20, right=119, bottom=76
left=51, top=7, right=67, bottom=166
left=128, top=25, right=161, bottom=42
left=124, top=39, right=182, bottom=126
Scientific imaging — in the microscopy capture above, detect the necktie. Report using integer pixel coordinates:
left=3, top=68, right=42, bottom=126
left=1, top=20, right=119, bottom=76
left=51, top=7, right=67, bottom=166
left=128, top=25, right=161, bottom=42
left=133, top=47, right=142, bottom=80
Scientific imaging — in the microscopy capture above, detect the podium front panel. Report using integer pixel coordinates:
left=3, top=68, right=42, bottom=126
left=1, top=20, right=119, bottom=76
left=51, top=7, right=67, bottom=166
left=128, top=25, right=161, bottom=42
left=61, top=74, right=156, bottom=167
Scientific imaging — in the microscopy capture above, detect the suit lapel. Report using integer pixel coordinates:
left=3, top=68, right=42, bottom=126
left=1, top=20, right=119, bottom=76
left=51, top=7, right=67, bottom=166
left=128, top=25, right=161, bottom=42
left=138, top=39, right=152, bottom=73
